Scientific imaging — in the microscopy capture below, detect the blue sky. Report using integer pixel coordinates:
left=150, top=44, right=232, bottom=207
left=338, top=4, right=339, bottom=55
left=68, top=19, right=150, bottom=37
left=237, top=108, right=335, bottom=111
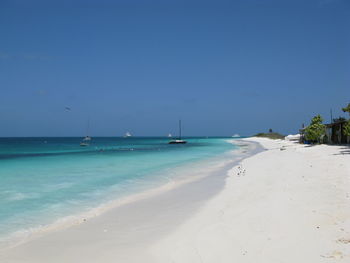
left=0, top=0, right=349, bottom=136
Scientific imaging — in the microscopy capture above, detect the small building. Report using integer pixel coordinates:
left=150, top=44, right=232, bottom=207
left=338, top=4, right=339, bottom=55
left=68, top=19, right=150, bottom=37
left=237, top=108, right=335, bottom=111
left=299, top=120, right=349, bottom=144
left=325, top=120, right=348, bottom=144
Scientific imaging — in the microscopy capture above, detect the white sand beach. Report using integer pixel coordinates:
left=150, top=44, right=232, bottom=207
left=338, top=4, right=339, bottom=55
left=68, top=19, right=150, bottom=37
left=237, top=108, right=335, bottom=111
left=153, top=138, right=350, bottom=262
left=1, top=138, right=349, bottom=262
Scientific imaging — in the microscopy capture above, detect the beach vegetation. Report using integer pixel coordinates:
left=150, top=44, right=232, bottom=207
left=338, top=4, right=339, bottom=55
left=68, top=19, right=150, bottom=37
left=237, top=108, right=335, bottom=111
left=344, top=120, right=350, bottom=137
left=304, top=115, right=325, bottom=143
left=342, top=103, right=350, bottom=116
left=255, top=132, right=284, bottom=140
left=333, top=117, right=346, bottom=123
left=341, top=103, right=350, bottom=142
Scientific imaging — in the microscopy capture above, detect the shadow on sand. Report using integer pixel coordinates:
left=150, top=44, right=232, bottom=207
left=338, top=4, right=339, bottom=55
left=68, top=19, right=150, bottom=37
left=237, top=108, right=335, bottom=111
left=331, top=145, right=350, bottom=155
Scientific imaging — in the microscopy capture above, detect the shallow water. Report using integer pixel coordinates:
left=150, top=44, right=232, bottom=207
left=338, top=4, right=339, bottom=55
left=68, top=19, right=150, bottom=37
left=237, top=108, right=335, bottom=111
left=0, top=136, right=242, bottom=245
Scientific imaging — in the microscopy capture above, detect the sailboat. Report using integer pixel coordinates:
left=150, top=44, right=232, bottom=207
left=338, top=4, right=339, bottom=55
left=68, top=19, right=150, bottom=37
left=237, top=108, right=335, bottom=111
left=80, top=119, right=91, bottom=146
left=169, top=120, right=187, bottom=144
left=124, top=131, right=132, bottom=138
left=168, top=133, right=172, bottom=138
left=80, top=141, right=89, bottom=147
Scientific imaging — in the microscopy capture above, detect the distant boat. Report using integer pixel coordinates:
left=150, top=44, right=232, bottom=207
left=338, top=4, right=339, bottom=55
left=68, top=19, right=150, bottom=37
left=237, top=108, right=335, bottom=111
left=124, top=131, right=132, bottom=138
left=169, top=120, right=187, bottom=144
left=168, top=133, right=172, bottom=138
left=232, top=134, right=240, bottom=138
left=80, top=119, right=91, bottom=146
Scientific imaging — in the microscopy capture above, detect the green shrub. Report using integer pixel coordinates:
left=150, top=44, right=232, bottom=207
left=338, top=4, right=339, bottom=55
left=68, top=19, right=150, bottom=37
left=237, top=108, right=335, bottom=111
left=344, top=120, right=350, bottom=137
left=305, top=115, right=325, bottom=143
left=255, top=132, right=285, bottom=140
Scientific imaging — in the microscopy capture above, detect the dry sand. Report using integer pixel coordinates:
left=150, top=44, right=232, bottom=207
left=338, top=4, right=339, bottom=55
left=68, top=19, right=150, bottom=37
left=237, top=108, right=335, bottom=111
left=152, top=138, right=350, bottom=262
left=1, top=138, right=349, bottom=262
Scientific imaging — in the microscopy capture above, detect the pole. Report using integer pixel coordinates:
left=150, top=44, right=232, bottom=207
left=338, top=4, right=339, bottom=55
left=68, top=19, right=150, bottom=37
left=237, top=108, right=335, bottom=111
left=179, top=120, right=182, bottom=139
left=330, top=109, right=333, bottom=123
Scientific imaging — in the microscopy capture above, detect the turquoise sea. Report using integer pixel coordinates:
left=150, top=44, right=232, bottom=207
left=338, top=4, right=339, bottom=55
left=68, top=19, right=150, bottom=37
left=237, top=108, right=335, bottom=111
left=0, top=136, right=241, bottom=246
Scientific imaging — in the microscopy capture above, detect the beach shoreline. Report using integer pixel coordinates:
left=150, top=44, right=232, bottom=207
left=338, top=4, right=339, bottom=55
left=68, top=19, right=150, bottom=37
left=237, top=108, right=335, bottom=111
left=0, top=139, right=262, bottom=262
left=1, top=137, right=349, bottom=262
left=152, top=138, right=350, bottom=262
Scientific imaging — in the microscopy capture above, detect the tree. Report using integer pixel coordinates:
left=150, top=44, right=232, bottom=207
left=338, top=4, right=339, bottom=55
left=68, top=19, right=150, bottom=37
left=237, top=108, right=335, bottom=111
left=333, top=117, right=346, bottom=123
left=342, top=103, right=350, bottom=143
left=342, top=103, right=350, bottom=116
left=344, top=120, right=350, bottom=144
left=269, top=128, right=273, bottom=133
left=305, top=115, right=325, bottom=143
left=344, top=120, right=350, bottom=137
left=310, top=115, right=323, bottom=124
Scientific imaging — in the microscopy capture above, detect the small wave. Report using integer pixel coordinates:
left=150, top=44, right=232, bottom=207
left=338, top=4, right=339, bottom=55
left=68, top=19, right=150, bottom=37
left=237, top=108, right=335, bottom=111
left=42, top=182, right=75, bottom=192
left=3, top=191, right=40, bottom=202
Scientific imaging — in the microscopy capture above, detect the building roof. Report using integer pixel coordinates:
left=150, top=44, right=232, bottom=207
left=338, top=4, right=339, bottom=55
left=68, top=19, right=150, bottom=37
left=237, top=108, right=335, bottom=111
left=325, top=120, right=347, bottom=128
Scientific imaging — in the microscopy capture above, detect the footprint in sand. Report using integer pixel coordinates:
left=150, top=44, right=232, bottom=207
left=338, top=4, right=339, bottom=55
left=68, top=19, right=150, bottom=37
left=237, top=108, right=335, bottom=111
left=321, top=250, right=343, bottom=259
left=337, top=238, right=350, bottom=244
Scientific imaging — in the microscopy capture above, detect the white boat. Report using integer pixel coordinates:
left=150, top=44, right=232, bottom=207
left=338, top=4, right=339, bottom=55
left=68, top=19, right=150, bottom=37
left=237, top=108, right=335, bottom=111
left=80, top=119, right=91, bottom=146
left=124, top=131, right=132, bottom=138
left=169, top=120, right=187, bottom=144
left=232, top=134, right=240, bottom=138
left=169, top=139, right=186, bottom=144
left=168, top=133, right=172, bottom=137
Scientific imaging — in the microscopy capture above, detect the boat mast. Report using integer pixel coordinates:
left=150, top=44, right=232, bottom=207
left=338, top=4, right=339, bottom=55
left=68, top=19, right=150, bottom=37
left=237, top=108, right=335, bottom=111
left=87, top=118, right=90, bottom=136
left=179, top=120, right=182, bottom=140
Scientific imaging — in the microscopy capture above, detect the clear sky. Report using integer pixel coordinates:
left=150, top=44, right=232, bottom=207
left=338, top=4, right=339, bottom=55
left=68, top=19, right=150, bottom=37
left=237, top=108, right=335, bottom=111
left=0, top=0, right=349, bottom=137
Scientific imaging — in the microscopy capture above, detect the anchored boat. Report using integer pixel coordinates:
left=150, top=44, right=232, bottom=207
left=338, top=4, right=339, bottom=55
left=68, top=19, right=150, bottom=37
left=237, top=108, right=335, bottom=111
left=80, top=119, right=91, bottom=146
left=169, top=120, right=187, bottom=144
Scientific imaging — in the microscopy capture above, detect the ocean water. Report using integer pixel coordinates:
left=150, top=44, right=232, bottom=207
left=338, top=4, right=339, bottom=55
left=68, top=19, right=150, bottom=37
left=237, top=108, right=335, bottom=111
left=0, top=136, right=241, bottom=247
